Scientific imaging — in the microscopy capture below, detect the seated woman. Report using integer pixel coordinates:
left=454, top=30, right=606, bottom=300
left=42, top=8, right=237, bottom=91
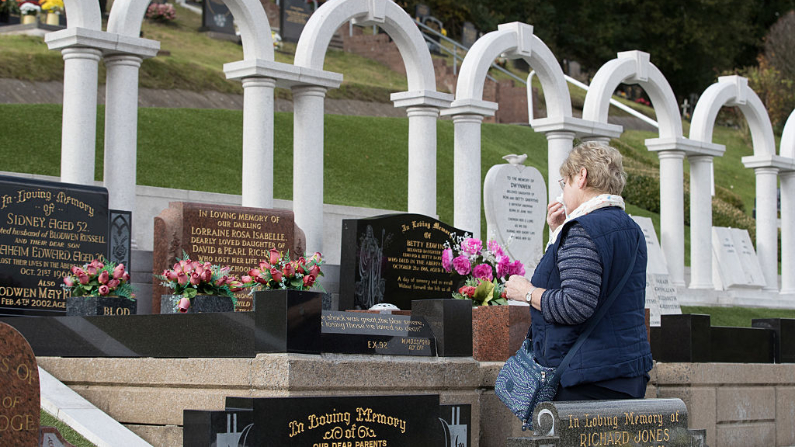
left=505, top=141, right=653, bottom=401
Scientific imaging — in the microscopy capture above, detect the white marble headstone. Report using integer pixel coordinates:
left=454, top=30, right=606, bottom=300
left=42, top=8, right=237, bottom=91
left=630, top=216, right=681, bottom=326
left=712, top=226, right=766, bottom=289
left=483, top=156, right=547, bottom=274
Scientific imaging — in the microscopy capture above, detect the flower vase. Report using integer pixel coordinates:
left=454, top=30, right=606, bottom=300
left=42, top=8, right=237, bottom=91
left=45, top=12, right=59, bottom=25
left=253, top=289, right=323, bottom=354
left=66, top=296, right=137, bottom=316
left=471, top=304, right=532, bottom=361
left=21, top=15, right=36, bottom=25
left=160, top=294, right=234, bottom=314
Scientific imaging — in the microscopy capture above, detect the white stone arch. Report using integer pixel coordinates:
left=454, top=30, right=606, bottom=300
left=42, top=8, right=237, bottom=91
left=443, top=22, right=590, bottom=238
left=291, top=0, right=451, bottom=254
left=778, top=111, right=795, bottom=293
left=62, top=0, right=102, bottom=29
left=691, top=75, right=788, bottom=291
left=583, top=51, right=699, bottom=287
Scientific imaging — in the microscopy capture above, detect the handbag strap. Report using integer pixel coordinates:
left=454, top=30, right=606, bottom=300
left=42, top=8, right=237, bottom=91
left=551, top=232, right=643, bottom=381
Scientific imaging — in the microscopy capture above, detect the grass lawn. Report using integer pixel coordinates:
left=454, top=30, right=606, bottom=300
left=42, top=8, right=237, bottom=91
left=681, top=306, right=795, bottom=327
left=41, top=409, right=96, bottom=447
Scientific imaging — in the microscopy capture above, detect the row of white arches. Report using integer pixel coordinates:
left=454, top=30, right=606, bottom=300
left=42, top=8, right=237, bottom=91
left=48, top=0, right=795, bottom=294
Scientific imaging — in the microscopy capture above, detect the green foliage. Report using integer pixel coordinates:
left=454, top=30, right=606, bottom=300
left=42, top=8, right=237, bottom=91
left=731, top=57, right=795, bottom=133
left=40, top=410, right=97, bottom=447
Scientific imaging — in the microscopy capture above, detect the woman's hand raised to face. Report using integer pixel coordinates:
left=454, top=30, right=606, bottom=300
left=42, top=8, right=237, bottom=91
left=547, top=201, right=566, bottom=232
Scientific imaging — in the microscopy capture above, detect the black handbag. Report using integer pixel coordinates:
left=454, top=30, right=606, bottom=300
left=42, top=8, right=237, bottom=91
left=495, top=234, right=641, bottom=430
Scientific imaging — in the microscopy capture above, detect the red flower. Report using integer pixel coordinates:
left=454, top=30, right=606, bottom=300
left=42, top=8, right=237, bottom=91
left=178, top=297, right=191, bottom=313
left=113, top=264, right=125, bottom=279
left=283, top=262, right=296, bottom=278
left=309, top=264, right=321, bottom=279
left=268, top=248, right=281, bottom=266
left=303, top=275, right=315, bottom=288
left=98, top=270, right=109, bottom=285
left=458, top=286, right=476, bottom=298
left=63, top=276, right=74, bottom=287
left=98, top=285, right=110, bottom=296
left=270, top=268, right=283, bottom=282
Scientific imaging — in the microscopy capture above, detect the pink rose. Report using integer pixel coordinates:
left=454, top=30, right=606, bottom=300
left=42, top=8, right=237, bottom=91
left=108, top=279, right=120, bottom=289
left=201, top=269, right=212, bottom=282
left=458, top=285, right=476, bottom=298
left=258, top=260, right=270, bottom=270
left=241, top=275, right=252, bottom=284
left=496, top=255, right=510, bottom=279
left=309, top=264, right=321, bottom=279
left=312, top=252, right=323, bottom=263
left=63, top=276, right=74, bottom=287
left=303, top=275, right=315, bottom=288
left=472, top=263, right=493, bottom=281
left=98, top=284, right=110, bottom=296
left=113, top=264, right=125, bottom=279
left=509, top=260, right=525, bottom=277
left=441, top=248, right=453, bottom=272
left=452, top=255, right=471, bottom=276
left=190, top=273, right=201, bottom=286
left=215, top=276, right=227, bottom=286
left=86, top=266, right=97, bottom=276
left=122, top=272, right=130, bottom=282
left=166, top=270, right=179, bottom=281
left=78, top=273, right=89, bottom=285
left=229, top=281, right=244, bottom=293
left=488, top=240, right=505, bottom=257
left=270, top=268, right=283, bottom=283
left=177, top=272, right=188, bottom=286
left=461, top=238, right=483, bottom=256
left=178, top=297, right=191, bottom=313
left=71, top=266, right=81, bottom=275
left=268, top=248, right=281, bottom=266
left=98, top=270, right=109, bottom=284
left=283, top=262, right=296, bottom=278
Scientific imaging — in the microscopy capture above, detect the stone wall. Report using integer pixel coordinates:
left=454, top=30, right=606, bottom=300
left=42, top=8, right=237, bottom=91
left=37, top=356, right=795, bottom=447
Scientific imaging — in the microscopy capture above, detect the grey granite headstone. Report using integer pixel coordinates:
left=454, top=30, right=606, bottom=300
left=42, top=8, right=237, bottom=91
left=484, top=156, right=546, bottom=274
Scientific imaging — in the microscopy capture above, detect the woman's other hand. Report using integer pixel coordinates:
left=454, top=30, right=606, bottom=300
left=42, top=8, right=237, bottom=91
left=505, top=275, right=532, bottom=302
left=547, top=201, right=566, bottom=231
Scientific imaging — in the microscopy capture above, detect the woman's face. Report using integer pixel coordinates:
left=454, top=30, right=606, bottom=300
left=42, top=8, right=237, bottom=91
left=562, top=168, right=587, bottom=211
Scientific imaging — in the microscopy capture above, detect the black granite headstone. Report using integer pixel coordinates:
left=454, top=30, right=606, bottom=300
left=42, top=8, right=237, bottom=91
left=339, top=214, right=465, bottom=311
left=202, top=0, right=235, bottom=35
left=321, top=311, right=436, bottom=356
left=0, top=175, right=109, bottom=317
left=710, top=326, right=773, bottom=363
left=411, top=299, right=472, bottom=357
left=461, top=22, right=477, bottom=49
left=658, top=314, right=711, bottom=362
left=280, top=0, right=312, bottom=43
left=183, top=409, right=254, bottom=447
left=439, top=404, right=470, bottom=447
left=108, top=209, right=131, bottom=270
left=251, top=394, right=444, bottom=447
left=752, top=318, right=795, bottom=363
left=254, top=289, right=322, bottom=354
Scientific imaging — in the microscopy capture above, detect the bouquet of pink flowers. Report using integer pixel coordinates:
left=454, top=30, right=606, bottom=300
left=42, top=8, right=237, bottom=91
left=145, top=2, right=175, bottom=22
left=62, top=258, right=135, bottom=300
left=242, top=248, right=324, bottom=292
left=156, top=252, right=244, bottom=312
left=442, top=235, right=525, bottom=306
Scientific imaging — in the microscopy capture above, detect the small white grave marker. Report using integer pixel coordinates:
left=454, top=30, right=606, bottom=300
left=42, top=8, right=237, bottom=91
left=631, top=216, right=681, bottom=326
left=483, top=154, right=547, bottom=273
left=712, top=226, right=766, bottom=289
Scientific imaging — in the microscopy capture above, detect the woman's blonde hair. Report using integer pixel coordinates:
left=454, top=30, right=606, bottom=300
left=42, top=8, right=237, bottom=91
left=560, top=141, right=627, bottom=195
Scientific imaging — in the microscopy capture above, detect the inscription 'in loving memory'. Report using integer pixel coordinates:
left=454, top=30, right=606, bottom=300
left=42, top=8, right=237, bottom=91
left=568, top=410, right=682, bottom=446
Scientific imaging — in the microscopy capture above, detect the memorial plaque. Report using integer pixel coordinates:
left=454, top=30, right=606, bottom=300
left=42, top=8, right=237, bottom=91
left=153, top=202, right=305, bottom=313
left=440, top=404, right=470, bottom=447
left=202, top=0, right=235, bottom=35
left=712, top=226, right=763, bottom=289
left=0, top=323, right=40, bottom=447
left=631, top=216, right=681, bottom=326
left=461, top=22, right=477, bottom=49
left=484, top=161, right=546, bottom=274
left=321, top=311, right=436, bottom=356
left=183, top=409, right=254, bottom=447
left=339, top=214, right=463, bottom=311
left=0, top=176, right=109, bottom=317
left=252, top=394, right=443, bottom=447
left=108, top=209, right=131, bottom=269
left=730, top=227, right=766, bottom=287
left=280, top=0, right=312, bottom=43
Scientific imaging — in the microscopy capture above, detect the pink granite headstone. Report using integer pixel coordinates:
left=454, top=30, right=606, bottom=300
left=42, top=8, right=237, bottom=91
left=0, top=322, right=40, bottom=447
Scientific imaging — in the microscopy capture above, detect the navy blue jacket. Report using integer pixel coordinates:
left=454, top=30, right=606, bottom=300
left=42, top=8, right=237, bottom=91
left=530, top=207, right=653, bottom=387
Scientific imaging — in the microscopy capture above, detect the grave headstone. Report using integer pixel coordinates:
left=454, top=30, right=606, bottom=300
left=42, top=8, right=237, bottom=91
left=252, top=394, right=444, bottom=446
left=631, top=216, right=681, bottom=326
left=508, top=398, right=707, bottom=447
left=461, top=22, right=477, bottom=48
left=339, top=214, right=463, bottom=311
left=183, top=409, right=254, bottom=447
left=280, top=0, right=312, bottom=43
left=321, top=311, right=437, bottom=356
left=440, top=404, right=470, bottom=447
left=0, top=322, right=40, bottom=446
left=712, top=226, right=765, bottom=289
left=108, top=209, right=131, bottom=269
left=0, top=175, right=109, bottom=317
left=152, top=202, right=305, bottom=313
left=202, top=0, right=235, bottom=36
left=484, top=157, right=546, bottom=275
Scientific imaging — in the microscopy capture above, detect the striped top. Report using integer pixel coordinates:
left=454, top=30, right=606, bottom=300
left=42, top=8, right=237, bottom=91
left=540, top=223, right=603, bottom=325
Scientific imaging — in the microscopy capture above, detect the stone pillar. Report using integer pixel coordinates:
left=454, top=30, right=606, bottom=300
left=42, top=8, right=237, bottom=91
left=60, top=47, right=102, bottom=186
left=755, top=167, right=780, bottom=290
left=688, top=155, right=714, bottom=289
left=658, top=150, right=686, bottom=286
left=103, top=54, right=143, bottom=213
left=406, top=106, right=441, bottom=217
left=241, top=77, right=276, bottom=209
left=545, top=131, right=576, bottom=206
left=452, top=114, right=484, bottom=236
left=781, top=171, right=795, bottom=293
left=292, top=85, right=327, bottom=255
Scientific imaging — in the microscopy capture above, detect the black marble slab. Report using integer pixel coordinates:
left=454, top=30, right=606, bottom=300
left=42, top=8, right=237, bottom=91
left=183, top=409, right=254, bottom=447
left=280, top=0, right=312, bottom=43
left=658, top=314, right=711, bottom=362
left=202, top=0, right=236, bottom=35
left=251, top=394, right=443, bottom=447
left=0, top=175, right=109, bottom=317
left=339, top=214, right=464, bottom=311
left=411, top=299, right=472, bottom=357
left=752, top=318, right=795, bottom=363
left=254, top=289, right=322, bottom=354
left=710, top=326, right=774, bottom=363
left=66, top=296, right=136, bottom=316
left=321, top=311, right=436, bottom=356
